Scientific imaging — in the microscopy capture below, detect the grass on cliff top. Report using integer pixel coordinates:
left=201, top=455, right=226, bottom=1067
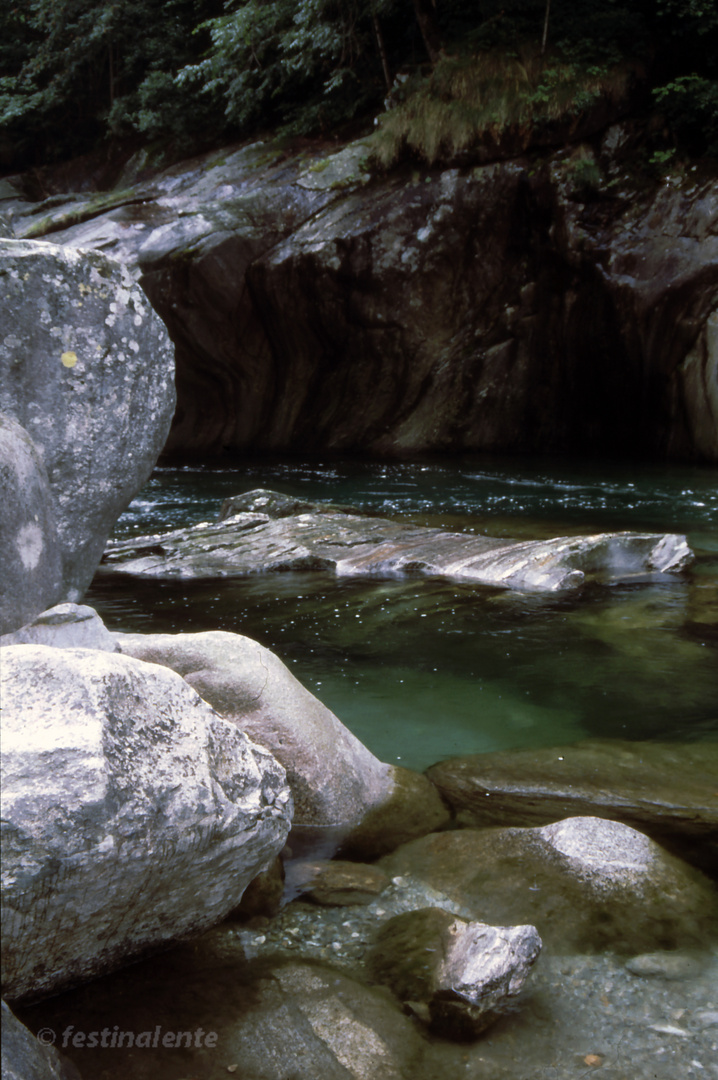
left=369, top=49, right=640, bottom=167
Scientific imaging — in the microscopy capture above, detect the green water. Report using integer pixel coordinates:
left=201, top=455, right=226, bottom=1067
left=88, top=454, right=718, bottom=770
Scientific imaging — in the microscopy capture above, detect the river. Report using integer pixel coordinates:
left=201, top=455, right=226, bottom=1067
left=87, top=453, right=718, bottom=770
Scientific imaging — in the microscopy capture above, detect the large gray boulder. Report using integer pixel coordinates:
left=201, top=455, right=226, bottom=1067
left=113, top=629, right=450, bottom=858
left=0, top=238, right=175, bottom=611
left=0, top=415, right=63, bottom=634
left=0, top=644, right=292, bottom=1001
left=378, top=816, right=718, bottom=954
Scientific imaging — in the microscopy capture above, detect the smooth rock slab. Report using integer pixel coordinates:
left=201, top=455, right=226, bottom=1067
left=1, top=645, right=292, bottom=1001
left=369, top=907, right=541, bottom=1039
left=102, top=489, right=693, bottom=593
left=0, top=239, right=175, bottom=604
left=114, top=629, right=450, bottom=858
left=377, top=816, right=718, bottom=954
left=426, top=739, right=718, bottom=877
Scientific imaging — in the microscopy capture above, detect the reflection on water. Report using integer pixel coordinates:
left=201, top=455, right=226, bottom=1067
left=89, top=454, right=718, bottom=770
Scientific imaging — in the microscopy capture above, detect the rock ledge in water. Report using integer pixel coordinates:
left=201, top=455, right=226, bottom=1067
left=102, top=489, right=693, bottom=593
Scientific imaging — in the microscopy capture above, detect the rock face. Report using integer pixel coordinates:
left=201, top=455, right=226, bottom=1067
left=426, top=739, right=718, bottom=878
left=0, top=415, right=63, bottom=634
left=1, top=1000, right=81, bottom=1080
left=377, top=816, right=718, bottom=954
left=0, top=644, right=292, bottom=1001
left=102, top=488, right=693, bottom=593
left=368, top=907, right=542, bottom=1039
left=5, top=140, right=716, bottom=461
left=114, top=629, right=449, bottom=857
left=0, top=238, right=175, bottom=613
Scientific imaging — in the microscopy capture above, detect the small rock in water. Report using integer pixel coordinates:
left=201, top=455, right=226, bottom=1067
left=625, top=952, right=706, bottom=981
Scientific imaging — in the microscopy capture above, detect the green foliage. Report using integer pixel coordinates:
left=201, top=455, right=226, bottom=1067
left=1, top=0, right=717, bottom=168
left=654, top=75, right=718, bottom=156
left=177, top=0, right=393, bottom=136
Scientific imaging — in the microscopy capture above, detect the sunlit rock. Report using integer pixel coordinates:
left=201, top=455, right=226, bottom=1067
left=1, top=645, right=291, bottom=1001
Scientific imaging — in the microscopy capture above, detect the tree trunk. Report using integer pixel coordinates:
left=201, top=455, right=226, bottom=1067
left=541, top=0, right=551, bottom=56
left=412, top=0, right=442, bottom=64
left=372, top=7, right=392, bottom=92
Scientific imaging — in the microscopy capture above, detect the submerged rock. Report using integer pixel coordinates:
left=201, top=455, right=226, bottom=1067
left=368, top=907, right=541, bottom=1039
left=426, top=739, right=718, bottom=877
left=102, top=488, right=693, bottom=593
left=114, top=628, right=450, bottom=857
left=0, top=238, right=175, bottom=619
left=0, top=644, right=291, bottom=1001
left=287, top=859, right=390, bottom=907
left=0, top=415, right=63, bottom=635
left=377, top=816, right=718, bottom=954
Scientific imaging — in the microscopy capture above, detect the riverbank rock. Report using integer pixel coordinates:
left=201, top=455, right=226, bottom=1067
left=7, top=141, right=716, bottom=463
left=1, top=1000, right=81, bottom=1080
left=0, top=644, right=291, bottom=1001
left=0, top=415, right=63, bottom=634
left=0, top=239, right=175, bottom=617
left=377, top=817, right=718, bottom=954
left=101, top=489, right=693, bottom=593
left=0, top=601, right=120, bottom=650
left=368, top=907, right=542, bottom=1039
left=425, top=739, right=718, bottom=878
left=114, top=629, right=449, bottom=858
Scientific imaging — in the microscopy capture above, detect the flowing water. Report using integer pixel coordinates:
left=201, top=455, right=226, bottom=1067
left=87, top=453, right=718, bottom=770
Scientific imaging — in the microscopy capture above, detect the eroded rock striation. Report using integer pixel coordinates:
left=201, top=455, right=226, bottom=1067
left=1, top=644, right=292, bottom=1001
left=0, top=238, right=175, bottom=624
left=101, top=488, right=693, bottom=593
left=6, top=137, right=716, bottom=461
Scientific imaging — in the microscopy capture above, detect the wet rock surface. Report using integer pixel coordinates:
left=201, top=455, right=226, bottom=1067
left=426, top=738, right=718, bottom=878
left=0, top=238, right=175, bottom=616
left=376, top=817, right=718, bottom=954
left=101, top=488, right=693, bottom=593
left=368, top=907, right=542, bottom=1039
left=1, top=644, right=291, bottom=1001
